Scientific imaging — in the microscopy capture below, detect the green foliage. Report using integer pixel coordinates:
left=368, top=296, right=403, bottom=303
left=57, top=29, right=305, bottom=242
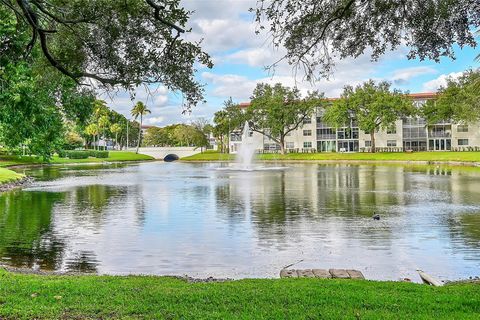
left=1, top=0, right=213, bottom=110
left=64, top=150, right=90, bottom=159
left=213, top=98, right=248, bottom=153
left=89, top=150, right=109, bottom=159
left=254, top=0, right=479, bottom=79
left=0, top=6, right=95, bottom=160
left=143, top=124, right=208, bottom=148
left=323, top=80, right=413, bottom=152
left=131, top=101, right=151, bottom=152
left=422, top=69, right=480, bottom=124
left=247, top=83, right=324, bottom=153
left=60, top=150, right=109, bottom=159
left=63, top=131, right=84, bottom=150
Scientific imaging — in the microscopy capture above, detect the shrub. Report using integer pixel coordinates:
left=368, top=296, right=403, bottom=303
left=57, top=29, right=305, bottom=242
left=57, top=150, right=67, bottom=158
left=65, top=150, right=90, bottom=159
left=89, top=150, right=109, bottom=158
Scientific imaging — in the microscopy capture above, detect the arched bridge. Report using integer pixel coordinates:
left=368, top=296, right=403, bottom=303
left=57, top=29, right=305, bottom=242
left=137, top=147, right=201, bottom=161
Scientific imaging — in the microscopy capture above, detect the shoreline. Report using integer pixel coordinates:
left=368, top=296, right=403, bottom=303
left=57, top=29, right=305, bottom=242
left=181, top=158, right=480, bottom=167
left=0, top=176, right=33, bottom=192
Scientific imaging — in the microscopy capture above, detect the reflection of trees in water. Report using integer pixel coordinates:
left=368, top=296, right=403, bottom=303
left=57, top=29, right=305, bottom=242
left=445, top=213, right=480, bottom=260
left=0, top=190, right=67, bottom=270
left=65, top=251, right=99, bottom=273
left=65, top=185, right=135, bottom=224
left=215, top=184, right=246, bottom=223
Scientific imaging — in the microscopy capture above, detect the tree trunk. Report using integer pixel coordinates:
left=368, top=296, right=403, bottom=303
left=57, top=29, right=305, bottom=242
left=136, top=115, right=142, bottom=154
left=279, top=136, right=286, bottom=154
left=115, top=132, right=118, bottom=150
left=370, top=132, right=376, bottom=153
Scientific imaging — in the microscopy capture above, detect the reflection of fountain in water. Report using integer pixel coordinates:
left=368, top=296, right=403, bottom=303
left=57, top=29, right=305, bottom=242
left=236, top=121, right=257, bottom=169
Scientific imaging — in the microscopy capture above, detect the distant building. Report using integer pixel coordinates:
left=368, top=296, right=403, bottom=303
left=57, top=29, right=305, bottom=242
left=229, top=92, right=480, bottom=153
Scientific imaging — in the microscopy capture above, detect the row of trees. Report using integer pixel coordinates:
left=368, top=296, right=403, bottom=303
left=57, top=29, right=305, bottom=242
left=82, top=100, right=141, bottom=152
left=143, top=123, right=210, bottom=149
left=213, top=69, right=480, bottom=154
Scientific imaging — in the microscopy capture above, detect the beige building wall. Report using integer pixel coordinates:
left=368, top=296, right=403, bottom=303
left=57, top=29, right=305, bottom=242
left=284, top=115, right=316, bottom=151
left=358, top=120, right=404, bottom=149
left=451, top=123, right=480, bottom=148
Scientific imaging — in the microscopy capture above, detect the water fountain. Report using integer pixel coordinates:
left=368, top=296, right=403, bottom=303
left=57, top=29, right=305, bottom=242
left=235, top=121, right=257, bottom=169
left=216, top=121, right=286, bottom=171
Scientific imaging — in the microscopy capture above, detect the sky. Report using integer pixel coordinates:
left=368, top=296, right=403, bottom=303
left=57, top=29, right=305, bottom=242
left=104, top=0, right=479, bottom=127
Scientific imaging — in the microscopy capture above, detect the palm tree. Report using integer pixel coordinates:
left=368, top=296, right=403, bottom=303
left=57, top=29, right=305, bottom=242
left=98, top=115, right=110, bottom=150
left=131, top=102, right=151, bottom=154
left=110, top=123, right=122, bottom=150
left=85, top=123, right=100, bottom=150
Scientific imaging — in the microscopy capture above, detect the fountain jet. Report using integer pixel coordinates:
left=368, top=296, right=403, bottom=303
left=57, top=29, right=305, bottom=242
left=236, top=121, right=257, bottom=169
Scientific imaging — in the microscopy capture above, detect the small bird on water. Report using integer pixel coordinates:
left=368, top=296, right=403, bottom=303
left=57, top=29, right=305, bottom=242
left=372, top=212, right=380, bottom=220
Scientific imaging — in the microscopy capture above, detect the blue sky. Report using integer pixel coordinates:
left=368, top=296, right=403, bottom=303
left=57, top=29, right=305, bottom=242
left=106, top=0, right=479, bottom=127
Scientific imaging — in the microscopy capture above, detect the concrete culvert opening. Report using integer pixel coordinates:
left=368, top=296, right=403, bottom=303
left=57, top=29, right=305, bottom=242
left=164, top=154, right=179, bottom=162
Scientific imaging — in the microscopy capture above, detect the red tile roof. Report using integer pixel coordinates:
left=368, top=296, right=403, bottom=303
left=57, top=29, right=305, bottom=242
left=238, top=92, right=437, bottom=107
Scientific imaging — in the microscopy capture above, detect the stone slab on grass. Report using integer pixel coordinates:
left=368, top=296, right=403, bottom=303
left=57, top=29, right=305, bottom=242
left=312, top=269, right=331, bottom=278
left=297, top=269, right=315, bottom=278
left=280, top=269, right=298, bottom=278
left=329, top=269, right=350, bottom=279
left=346, top=269, right=365, bottom=280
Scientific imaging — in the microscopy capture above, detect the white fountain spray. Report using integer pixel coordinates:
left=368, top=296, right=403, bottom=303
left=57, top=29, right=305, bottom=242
left=236, top=121, right=257, bottom=169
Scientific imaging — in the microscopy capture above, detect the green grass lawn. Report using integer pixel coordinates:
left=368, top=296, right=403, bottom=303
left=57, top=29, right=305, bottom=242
left=0, top=151, right=154, bottom=168
left=0, top=270, right=478, bottom=319
left=0, top=168, right=24, bottom=184
left=182, top=151, right=480, bottom=163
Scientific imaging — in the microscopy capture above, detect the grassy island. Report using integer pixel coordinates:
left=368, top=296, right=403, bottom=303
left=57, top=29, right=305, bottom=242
left=0, top=270, right=478, bottom=319
left=0, top=168, right=24, bottom=184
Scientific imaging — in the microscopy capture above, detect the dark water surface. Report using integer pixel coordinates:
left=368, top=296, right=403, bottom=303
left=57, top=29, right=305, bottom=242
left=1, top=162, right=480, bottom=281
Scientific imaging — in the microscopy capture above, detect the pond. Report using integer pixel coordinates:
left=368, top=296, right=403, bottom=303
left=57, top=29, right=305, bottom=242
left=1, top=162, right=480, bottom=281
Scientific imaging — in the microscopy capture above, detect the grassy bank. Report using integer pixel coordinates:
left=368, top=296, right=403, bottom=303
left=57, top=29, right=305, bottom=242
left=0, top=270, right=478, bottom=319
left=182, top=150, right=480, bottom=163
left=0, top=151, right=154, bottom=168
left=0, top=168, right=24, bottom=184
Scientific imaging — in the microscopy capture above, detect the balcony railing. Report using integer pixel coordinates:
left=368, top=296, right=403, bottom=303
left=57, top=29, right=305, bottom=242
left=428, top=132, right=451, bottom=138
left=317, top=134, right=337, bottom=140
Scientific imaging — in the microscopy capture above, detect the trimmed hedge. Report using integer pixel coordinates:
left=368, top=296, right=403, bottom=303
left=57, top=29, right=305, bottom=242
left=88, top=150, right=109, bottom=158
left=57, top=150, right=110, bottom=159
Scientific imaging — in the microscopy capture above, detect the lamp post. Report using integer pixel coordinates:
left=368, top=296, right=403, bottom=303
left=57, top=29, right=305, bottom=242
left=126, top=119, right=129, bottom=150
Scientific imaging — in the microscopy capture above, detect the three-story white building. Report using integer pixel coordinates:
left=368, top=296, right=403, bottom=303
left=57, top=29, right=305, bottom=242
left=229, top=92, right=480, bottom=153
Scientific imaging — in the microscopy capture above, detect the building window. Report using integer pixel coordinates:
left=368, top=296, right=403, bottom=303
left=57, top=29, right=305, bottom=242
left=458, top=139, right=469, bottom=146
left=387, top=140, right=397, bottom=147
left=365, top=141, right=372, bottom=147
left=387, top=126, right=397, bottom=134
left=303, top=117, right=312, bottom=124
left=303, top=141, right=312, bottom=148
left=457, top=125, right=468, bottom=133
left=303, top=129, right=312, bottom=136
left=286, top=142, right=295, bottom=149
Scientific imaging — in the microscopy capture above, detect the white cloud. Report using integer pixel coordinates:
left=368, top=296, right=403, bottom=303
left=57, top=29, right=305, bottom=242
left=422, top=71, right=464, bottom=91
left=390, top=66, right=438, bottom=85
left=145, top=117, right=165, bottom=125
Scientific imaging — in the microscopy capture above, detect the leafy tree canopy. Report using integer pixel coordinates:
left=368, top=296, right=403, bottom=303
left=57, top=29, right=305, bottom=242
left=253, top=0, right=480, bottom=80
left=323, top=80, right=413, bottom=152
left=247, top=83, right=323, bottom=154
left=1, top=0, right=213, bottom=109
left=421, top=69, right=480, bottom=124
